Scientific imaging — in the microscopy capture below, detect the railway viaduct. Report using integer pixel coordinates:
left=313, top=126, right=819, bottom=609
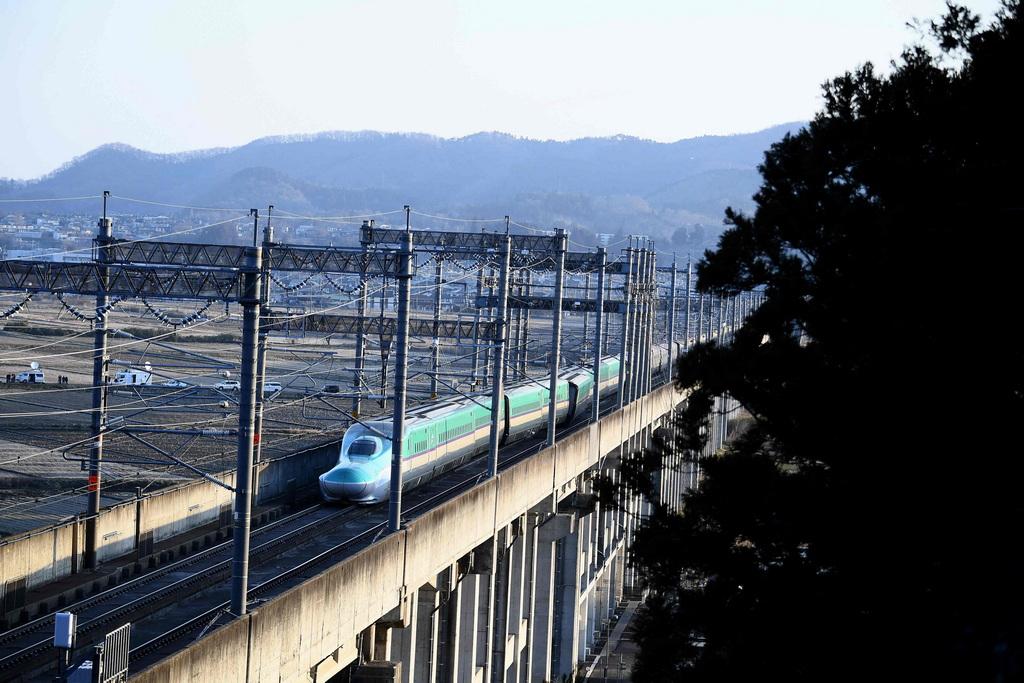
left=0, top=209, right=749, bottom=682
left=130, top=379, right=724, bottom=683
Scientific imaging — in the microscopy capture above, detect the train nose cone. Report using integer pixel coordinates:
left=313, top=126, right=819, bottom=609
left=320, top=466, right=373, bottom=501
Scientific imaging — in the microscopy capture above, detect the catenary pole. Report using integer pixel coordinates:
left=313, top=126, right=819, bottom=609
left=252, top=208, right=273, bottom=507
left=697, top=293, right=705, bottom=345
left=546, top=228, right=567, bottom=446
left=581, top=271, right=590, bottom=362
left=85, top=191, right=112, bottom=570
left=520, top=268, right=532, bottom=377
left=487, top=235, right=512, bottom=477
left=616, top=239, right=635, bottom=408
left=628, top=245, right=647, bottom=403
left=230, top=244, right=263, bottom=616
left=429, top=251, right=444, bottom=398
left=352, top=220, right=371, bottom=415
left=683, top=258, right=692, bottom=351
left=591, top=247, right=607, bottom=423
left=387, top=211, right=414, bottom=532
left=470, top=256, right=484, bottom=390
left=668, top=254, right=677, bottom=379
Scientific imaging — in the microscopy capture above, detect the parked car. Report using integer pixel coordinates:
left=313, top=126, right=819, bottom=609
left=263, top=381, right=282, bottom=395
left=162, top=379, right=189, bottom=388
left=322, top=384, right=341, bottom=394
left=214, top=379, right=240, bottom=391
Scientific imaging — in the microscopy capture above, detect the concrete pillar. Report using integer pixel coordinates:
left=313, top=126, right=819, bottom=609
left=454, top=571, right=483, bottom=683
left=392, top=601, right=415, bottom=683
left=374, top=620, right=394, bottom=662
left=578, top=591, right=590, bottom=663
left=531, top=514, right=571, bottom=682
left=552, top=523, right=582, bottom=680
left=505, top=523, right=528, bottom=683
left=359, top=623, right=375, bottom=662
left=436, top=567, right=455, bottom=683
left=488, top=528, right=510, bottom=683
left=415, top=584, right=440, bottom=683
left=478, top=538, right=497, bottom=683
left=522, top=516, right=539, bottom=682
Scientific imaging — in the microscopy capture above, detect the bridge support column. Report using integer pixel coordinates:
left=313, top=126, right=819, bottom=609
left=552, top=517, right=582, bottom=681
left=530, top=509, right=568, bottom=681
left=380, top=581, right=439, bottom=683
left=486, top=518, right=531, bottom=683
left=509, top=520, right=530, bottom=682
left=522, top=513, right=541, bottom=680
left=455, top=570, right=484, bottom=683
left=414, top=584, right=440, bottom=682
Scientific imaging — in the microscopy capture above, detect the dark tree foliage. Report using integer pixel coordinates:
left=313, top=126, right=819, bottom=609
left=613, top=4, right=1024, bottom=680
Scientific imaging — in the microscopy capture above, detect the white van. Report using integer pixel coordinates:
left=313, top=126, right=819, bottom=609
left=15, top=370, right=45, bottom=383
left=112, top=369, right=153, bottom=386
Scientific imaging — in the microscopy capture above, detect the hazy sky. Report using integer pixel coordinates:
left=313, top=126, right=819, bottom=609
left=0, top=0, right=1002, bottom=179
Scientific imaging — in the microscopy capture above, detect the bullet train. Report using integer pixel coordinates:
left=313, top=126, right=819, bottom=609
left=319, top=344, right=675, bottom=504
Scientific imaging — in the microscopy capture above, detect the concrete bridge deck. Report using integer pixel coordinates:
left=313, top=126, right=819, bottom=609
left=127, top=380, right=723, bottom=683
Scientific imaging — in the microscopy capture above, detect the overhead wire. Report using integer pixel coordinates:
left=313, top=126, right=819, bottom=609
left=0, top=194, right=103, bottom=203
left=410, top=210, right=507, bottom=224
left=108, top=195, right=250, bottom=213
left=0, top=214, right=248, bottom=262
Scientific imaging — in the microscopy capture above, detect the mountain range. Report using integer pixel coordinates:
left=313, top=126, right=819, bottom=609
left=0, top=123, right=804, bottom=252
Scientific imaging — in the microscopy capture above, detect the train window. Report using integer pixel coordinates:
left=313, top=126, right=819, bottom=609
left=349, top=439, right=377, bottom=456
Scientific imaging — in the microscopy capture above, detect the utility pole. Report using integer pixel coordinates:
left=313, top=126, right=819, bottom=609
left=230, top=243, right=263, bottom=616
left=487, top=235, right=512, bottom=477
left=638, top=245, right=652, bottom=397
left=520, top=268, right=532, bottom=377
left=252, top=208, right=273, bottom=506
left=511, top=267, right=523, bottom=379
left=668, top=255, right=677, bottom=379
left=352, top=221, right=371, bottom=415
left=731, top=294, right=739, bottom=342
left=581, top=271, right=590, bottom=363
left=640, top=244, right=652, bottom=397
left=648, top=245, right=657, bottom=393
left=628, top=246, right=647, bottom=404
left=616, top=240, right=635, bottom=408
left=710, top=295, right=717, bottom=341
left=484, top=259, right=496, bottom=386
left=629, top=245, right=644, bottom=403
left=546, top=228, right=567, bottom=447
left=470, top=260, right=484, bottom=391
left=697, top=293, right=705, bottom=345
left=603, top=267, right=612, bottom=360
left=591, top=247, right=607, bottom=422
left=717, top=296, right=725, bottom=342
left=429, top=251, right=444, bottom=398
left=85, top=191, right=112, bottom=570
left=683, top=258, right=692, bottom=351
left=387, top=211, right=414, bottom=532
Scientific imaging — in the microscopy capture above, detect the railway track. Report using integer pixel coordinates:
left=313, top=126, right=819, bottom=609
left=0, top=503, right=354, bottom=678
left=126, top=376, right=668, bottom=671
left=2, top=370, right=672, bottom=679
left=127, top=430, right=555, bottom=669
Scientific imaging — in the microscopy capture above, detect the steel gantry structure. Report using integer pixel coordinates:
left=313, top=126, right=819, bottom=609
left=0, top=194, right=763, bottom=629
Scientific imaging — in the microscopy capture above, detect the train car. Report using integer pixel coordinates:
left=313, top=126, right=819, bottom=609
left=319, top=397, right=496, bottom=503
left=319, top=354, right=623, bottom=504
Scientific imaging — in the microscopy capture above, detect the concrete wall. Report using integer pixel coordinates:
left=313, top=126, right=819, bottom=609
left=0, top=440, right=341, bottom=616
left=0, top=521, right=80, bottom=615
left=130, top=382, right=688, bottom=683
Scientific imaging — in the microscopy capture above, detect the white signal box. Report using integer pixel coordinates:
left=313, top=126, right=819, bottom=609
left=54, top=611, right=76, bottom=648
